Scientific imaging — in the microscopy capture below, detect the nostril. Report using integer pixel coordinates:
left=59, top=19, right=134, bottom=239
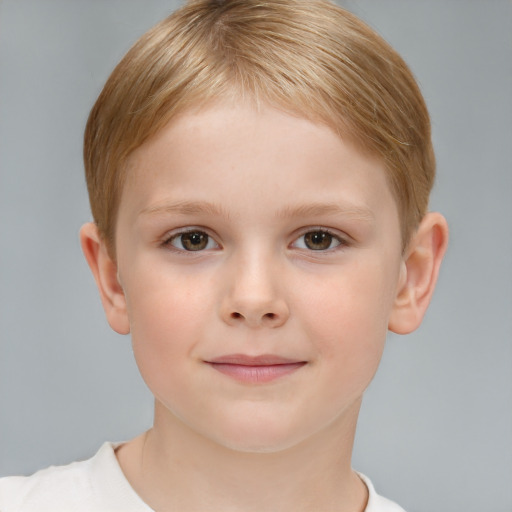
left=264, top=313, right=276, bottom=320
left=231, top=312, right=243, bottom=319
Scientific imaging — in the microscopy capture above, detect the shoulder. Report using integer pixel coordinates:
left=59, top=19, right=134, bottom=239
left=358, top=473, right=407, bottom=512
left=0, top=454, right=97, bottom=512
left=0, top=442, right=151, bottom=512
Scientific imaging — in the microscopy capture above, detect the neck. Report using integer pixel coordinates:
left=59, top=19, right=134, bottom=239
left=116, top=400, right=368, bottom=512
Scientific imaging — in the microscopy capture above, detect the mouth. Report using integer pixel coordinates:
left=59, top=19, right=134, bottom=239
left=204, top=354, right=307, bottom=384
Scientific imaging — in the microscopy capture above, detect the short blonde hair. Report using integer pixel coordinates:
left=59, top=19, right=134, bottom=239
left=84, top=0, right=435, bottom=253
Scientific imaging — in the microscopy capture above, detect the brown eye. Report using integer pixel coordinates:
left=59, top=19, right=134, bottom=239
left=302, top=231, right=340, bottom=251
left=181, top=232, right=208, bottom=250
left=170, top=231, right=215, bottom=251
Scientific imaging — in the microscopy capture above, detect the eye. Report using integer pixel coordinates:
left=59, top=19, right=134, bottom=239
left=293, top=230, right=343, bottom=251
left=167, top=230, right=218, bottom=251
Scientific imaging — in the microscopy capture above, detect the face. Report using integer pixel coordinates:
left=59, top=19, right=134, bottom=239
left=114, top=101, right=405, bottom=453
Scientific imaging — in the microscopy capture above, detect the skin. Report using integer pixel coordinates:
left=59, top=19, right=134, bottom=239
left=81, top=100, right=448, bottom=512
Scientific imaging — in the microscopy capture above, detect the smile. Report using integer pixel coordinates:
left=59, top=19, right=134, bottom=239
left=205, top=354, right=307, bottom=384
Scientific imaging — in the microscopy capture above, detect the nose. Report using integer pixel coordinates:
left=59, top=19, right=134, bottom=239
left=219, top=253, right=290, bottom=329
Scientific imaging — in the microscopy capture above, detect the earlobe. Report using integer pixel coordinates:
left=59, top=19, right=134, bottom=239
left=388, top=212, right=449, bottom=335
left=79, top=223, right=130, bottom=335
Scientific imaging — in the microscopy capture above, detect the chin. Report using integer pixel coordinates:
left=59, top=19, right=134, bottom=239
left=205, top=416, right=310, bottom=455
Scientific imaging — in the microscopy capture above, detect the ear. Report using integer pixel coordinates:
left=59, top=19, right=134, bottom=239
left=79, top=223, right=130, bottom=335
left=388, top=212, right=449, bottom=335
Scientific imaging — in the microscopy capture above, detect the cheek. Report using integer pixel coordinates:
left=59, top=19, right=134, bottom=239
left=126, top=260, right=211, bottom=333
left=123, top=269, right=213, bottom=390
left=300, top=260, right=397, bottom=380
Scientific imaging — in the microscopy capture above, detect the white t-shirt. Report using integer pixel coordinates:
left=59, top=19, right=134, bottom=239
left=0, top=443, right=406, bottom=511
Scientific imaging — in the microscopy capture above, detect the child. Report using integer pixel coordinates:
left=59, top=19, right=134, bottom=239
left=0, top=0, right=448, bottom=510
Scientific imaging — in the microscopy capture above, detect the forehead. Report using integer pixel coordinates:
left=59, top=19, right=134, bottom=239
left=120, top=101, right=399, bottom=232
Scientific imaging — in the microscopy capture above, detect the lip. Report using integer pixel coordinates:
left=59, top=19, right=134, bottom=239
left=205, top=354, right=307, bottom=384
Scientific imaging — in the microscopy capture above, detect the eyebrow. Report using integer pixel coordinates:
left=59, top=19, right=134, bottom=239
left=139, top=200, right=374, bottom=223
left=139, top=200, right=229, bottom=218
left=275, top=202, right=375, bottom=222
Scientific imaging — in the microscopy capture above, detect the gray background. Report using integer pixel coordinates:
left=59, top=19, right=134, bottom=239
left=1, top=1, right=511, bottom=511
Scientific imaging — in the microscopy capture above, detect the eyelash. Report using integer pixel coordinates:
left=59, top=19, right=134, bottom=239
left=291, top=228, right=347, bottom=252
left=163, top=228, right=220, bottom=252
left=162, top=227, right=348, bottom=253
